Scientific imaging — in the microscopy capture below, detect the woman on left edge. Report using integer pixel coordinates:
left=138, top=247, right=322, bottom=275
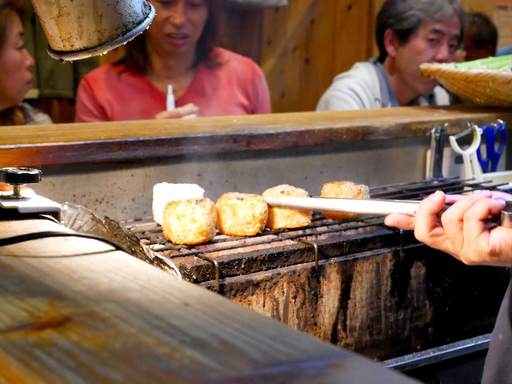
left=0, top=1, right=51, bottom=191
left=0, top=0, right=51, bottom=126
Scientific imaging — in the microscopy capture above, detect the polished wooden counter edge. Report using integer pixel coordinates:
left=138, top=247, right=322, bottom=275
left=1, top=106, right=511, bottom=167
left=0, top=219, right=416, bottom=383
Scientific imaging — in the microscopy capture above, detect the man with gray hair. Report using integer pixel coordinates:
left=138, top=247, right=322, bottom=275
left=316, top=0, right=465, bottom=111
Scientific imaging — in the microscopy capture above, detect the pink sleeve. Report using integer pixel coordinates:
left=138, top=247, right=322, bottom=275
left=251, top=64, right=272, bottom=114
left=75, top=77, right=109, bottom=122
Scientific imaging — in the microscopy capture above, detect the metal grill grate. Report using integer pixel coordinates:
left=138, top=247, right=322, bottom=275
left=126, top=178, right=491, bottom=252
left=122, top=177, right=499, bottom=287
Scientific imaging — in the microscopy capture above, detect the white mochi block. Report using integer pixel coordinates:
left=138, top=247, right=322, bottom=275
left=152, top=183, right=205, bottom=225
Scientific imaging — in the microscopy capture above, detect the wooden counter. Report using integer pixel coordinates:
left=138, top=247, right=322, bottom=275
left=1, top=106, right=511, bottom=167
left=1, top=106, right=511, bottom=220
left=0, top=218, right=416, bottom=383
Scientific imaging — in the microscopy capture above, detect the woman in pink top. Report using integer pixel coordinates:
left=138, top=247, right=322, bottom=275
left=75, top=0, right=271, bottom=122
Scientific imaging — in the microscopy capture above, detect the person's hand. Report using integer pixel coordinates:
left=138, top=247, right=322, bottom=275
left=155, top=103, right=199, bottom=119
left=385, top=190, right=512, bottom=267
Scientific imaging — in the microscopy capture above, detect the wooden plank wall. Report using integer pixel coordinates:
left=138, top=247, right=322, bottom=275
left=223, top=1, right=375, bottom=113
left=462, top=0, right=511, bottom=23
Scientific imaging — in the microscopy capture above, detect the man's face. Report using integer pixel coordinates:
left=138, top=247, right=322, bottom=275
left=391, top=14, right=461, bottom=98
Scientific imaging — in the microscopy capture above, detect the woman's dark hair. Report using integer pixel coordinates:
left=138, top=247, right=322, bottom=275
left=120, top=0, right=222, bottom=74
left=0, top=0, right=26, bottom=126
left=376, top=0, right=466, bottom=63
left=465, top=12, right=498, bottom=53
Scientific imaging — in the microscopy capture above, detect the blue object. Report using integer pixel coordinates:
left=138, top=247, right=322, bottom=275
left=477, top=121, right=507, bottom=172
left=497, top=45, right=512, bottom=56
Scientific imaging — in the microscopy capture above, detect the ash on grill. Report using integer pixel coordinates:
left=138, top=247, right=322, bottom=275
left=123, top=178, right=510, bottom=362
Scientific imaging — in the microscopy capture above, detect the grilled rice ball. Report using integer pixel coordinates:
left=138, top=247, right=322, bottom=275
left=162, top=198, right=217, bottom=245
left=216, top=192, right=268, bottom=236
left=320, top=180, right=369, bottom=220
left=262, top=184, right=312, bottom=230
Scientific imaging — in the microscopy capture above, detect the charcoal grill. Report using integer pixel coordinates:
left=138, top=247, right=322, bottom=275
left=123, top=178, right=510, bottom=381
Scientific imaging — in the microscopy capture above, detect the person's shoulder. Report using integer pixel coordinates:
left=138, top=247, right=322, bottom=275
left=212, top=47, right=261, bottom=72
left=326, top=61, right=380, bottom=98
left=317, top=61, right=381, bottom=111
left=20, top=103, right=52, bottom=125
left=332, top=61, right=378, bottom=83
left=213, top=47, right=253, bottom=63
left=82, top=63, right=127, bottom=81
left=324, top=61, right=379, bottom=95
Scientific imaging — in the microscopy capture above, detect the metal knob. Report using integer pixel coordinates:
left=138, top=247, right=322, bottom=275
left=0, top=167, right=42, bottom=199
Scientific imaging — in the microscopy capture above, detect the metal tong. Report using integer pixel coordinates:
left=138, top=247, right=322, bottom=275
left=264, top=196, right=420, bottom=215
left=263, top=196, right=512, bottom=227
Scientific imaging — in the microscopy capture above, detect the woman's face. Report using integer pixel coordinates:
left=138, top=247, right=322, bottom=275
left=0, top=13, right=34, bottom=110
left=148, top=0, right=209, bottom=57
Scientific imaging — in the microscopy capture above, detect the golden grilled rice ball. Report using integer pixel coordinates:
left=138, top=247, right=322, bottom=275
left=216, top=192, right=268, bottom=236
left=162, top=198, right=217, bottom=245
left=320, top=180, right=369, bottom=220
left=262, top=184, right=312, bottom=230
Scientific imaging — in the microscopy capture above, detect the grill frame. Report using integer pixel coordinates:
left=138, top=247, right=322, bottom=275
left=124, top=177, right=496, bottom=286
left=122, top=178, right=510, bottom=361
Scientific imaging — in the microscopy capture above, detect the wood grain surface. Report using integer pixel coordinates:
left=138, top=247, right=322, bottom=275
left=0, top=106, right=511, bottom=167
left=0, top=219, right=416, bottom=383
left=260, top=0, right=374, bottom=112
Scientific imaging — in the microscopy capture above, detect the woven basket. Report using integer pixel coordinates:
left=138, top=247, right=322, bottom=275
left=420, top=63, right=512, bottom=107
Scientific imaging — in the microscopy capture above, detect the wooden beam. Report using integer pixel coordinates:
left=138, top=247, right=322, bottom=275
left=0, top=219, right=415, bottom=383
left=0, top=107, right=511, bottom=167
